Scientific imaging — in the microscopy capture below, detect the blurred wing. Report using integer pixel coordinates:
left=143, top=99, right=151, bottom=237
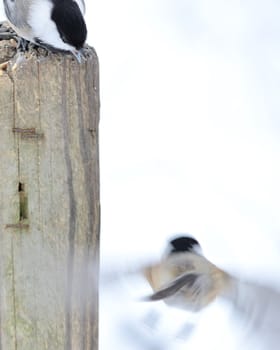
left=3, top=0, right=30, bottom=28
left=222, top=278, right=280, bottom=349
left=144, top=273, right=199, bottom=301
left=227, top=278, right=280, bottom=329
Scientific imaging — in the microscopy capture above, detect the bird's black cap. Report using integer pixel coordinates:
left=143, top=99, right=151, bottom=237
left=169, top=236, right=200, bottom=254
left=52, top=0, right=87, bottom=50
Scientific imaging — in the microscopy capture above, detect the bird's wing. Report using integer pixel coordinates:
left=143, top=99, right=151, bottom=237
left=3, top=0, right=30, bottom=29
left=144, top=272, right=199, bottom=301
left=225, top=277, right=280, bottom=330
left=75, top=0, right=86, bottom=15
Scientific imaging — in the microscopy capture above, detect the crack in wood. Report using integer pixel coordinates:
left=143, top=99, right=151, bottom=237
left=12, top=127, right=44, bottom=139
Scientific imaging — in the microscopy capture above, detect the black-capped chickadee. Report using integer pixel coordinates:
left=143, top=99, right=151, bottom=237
left=2, top=0, right=87, bottom=60
left=143, top=236, right=231, bottom=312
left=143, top=235, right=280, bottom=341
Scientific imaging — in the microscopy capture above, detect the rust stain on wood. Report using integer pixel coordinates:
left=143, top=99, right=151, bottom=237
left=12, top=127, right=44, bottom=139
left=12, top=128, right=36, bottom=134
left=5, top=223, right=29, bottom=229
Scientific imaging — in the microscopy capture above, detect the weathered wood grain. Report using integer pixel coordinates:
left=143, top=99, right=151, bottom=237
left=0, top=45, right=100, bottom=349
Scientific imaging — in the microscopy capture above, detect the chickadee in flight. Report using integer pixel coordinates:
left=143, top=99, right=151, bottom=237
left=143, top=235, right=280, bottom=345
left=2, top=0, right=87, bottom=60
left=143, top=236, right=231, bottom=312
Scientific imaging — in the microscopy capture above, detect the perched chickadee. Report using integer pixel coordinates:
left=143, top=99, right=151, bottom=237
left=3, top=0, right=87, bottom=59
left=143, top=235, right=280, bottom=340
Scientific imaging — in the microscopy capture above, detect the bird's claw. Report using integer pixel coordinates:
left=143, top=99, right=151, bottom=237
left=71, top=48, right=86, bottom=63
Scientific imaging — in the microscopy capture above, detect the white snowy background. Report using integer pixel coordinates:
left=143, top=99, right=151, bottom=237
left=1, top=1, right=280, bottom=349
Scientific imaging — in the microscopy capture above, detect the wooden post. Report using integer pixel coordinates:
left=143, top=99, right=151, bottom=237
left=0, top=43, right=100, bottom=349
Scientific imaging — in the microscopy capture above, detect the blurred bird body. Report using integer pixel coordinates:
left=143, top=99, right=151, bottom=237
left=144, top=246, right=232, bottom=312
left=101, top=235, right=280, bottom=349
left=143, top=235, right=280, bottom=337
